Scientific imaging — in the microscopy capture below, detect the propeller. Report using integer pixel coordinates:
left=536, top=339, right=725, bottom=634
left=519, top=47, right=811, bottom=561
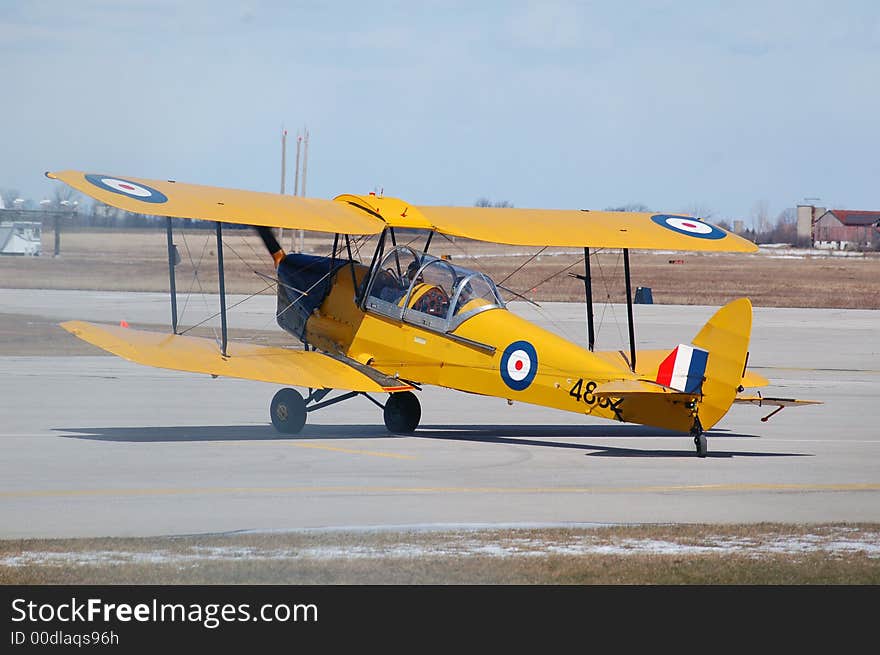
left=255, top=226, right=286, bottom=267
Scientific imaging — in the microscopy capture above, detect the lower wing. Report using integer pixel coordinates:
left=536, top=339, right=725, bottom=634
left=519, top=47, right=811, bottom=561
left=61, top=321, right=412, bottom=393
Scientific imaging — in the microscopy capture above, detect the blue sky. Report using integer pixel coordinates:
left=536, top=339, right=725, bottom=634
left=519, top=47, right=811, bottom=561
left=2, top=1, right=878, bottom=222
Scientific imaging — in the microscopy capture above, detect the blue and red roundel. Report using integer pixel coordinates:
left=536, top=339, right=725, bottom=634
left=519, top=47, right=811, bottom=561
left=85, top=174, right=168, bottom=204
left=500, top=340, right=538, bottom=391
left=651, top=214, right=726, bottom=240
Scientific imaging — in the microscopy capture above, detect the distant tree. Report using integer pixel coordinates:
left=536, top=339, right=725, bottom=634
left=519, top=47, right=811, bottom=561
left=680, top=203, right=715, bottom=220
left=751, top=199, right=771, bottom=235
left=751, top=206, right=798, bottom=244
left=52, top=185, right=81, bottom=209
left=0, top=188, right=22, bottom=209
left=474, top=198, right=513, bottom=208
left=604, top=203, right=650, bottom=212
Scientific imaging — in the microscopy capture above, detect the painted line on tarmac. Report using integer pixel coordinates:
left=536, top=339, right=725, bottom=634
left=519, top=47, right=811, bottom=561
left=2, top=482, right=879, bottom=500
left=292, top=442, right=416, bottom=460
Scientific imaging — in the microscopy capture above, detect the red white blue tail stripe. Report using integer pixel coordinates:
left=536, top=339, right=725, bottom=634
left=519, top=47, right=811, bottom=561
left=655, top=344, right=709, bottom=393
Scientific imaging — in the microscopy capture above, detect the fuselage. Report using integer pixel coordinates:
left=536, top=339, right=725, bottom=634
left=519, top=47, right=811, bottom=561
left=275, top=251, right=703, bottom=433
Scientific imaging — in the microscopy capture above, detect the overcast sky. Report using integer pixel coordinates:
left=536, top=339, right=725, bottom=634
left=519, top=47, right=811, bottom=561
left=2, top=1, right=878, bottom=221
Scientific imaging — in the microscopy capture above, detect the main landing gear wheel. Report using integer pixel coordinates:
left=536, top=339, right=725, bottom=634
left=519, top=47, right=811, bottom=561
left=383, top=391, right=421, bottom=433
left=270, top=387, right=307, bottom=434
left=693, top=432, right=708, bottom=457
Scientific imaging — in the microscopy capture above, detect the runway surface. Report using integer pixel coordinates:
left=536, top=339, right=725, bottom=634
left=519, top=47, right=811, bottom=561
left=0, top=289, right=878, bottom=538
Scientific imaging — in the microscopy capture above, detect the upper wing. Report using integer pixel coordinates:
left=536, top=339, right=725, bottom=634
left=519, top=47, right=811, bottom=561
left=48, top=170, right=756, bottom=252
left=415, top=206, right=757, bottom=252
left=61, top=321, right=412, bottom=393
left=340, top=194, right=757, bottom=252
left=46, top=171, right=384, bottom=235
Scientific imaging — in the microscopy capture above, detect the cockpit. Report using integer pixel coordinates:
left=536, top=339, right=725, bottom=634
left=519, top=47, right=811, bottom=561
left=363, top=246, right=505, bottom=332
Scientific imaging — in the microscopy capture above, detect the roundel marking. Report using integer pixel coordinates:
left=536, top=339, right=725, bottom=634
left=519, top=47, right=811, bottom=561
left=500, top=340, right=538, bottom=391
left=85, top=174, right=168, bottom=204
left=650, top=214, right=726, bottom=240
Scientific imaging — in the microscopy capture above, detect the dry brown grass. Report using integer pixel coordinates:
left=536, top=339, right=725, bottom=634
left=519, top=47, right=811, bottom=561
left=2, top=524, right=878, bottom=584
left=2, top=228, right=878, bottom=309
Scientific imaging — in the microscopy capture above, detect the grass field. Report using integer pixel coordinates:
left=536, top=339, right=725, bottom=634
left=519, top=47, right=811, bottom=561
left=2, top=228, right=878, bottom=309
left=2, top=524, right=878, bottom=584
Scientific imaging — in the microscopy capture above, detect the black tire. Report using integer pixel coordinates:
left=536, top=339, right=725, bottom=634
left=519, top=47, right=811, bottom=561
left=383, top=391, right=421, bottom=433
left=270, top=388, right=307, bottom=434
left=694, top=433, right=708, bottom=458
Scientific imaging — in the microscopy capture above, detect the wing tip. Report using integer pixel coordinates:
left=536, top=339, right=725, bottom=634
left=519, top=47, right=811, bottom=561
left=59, top=320, right=78, bottom=332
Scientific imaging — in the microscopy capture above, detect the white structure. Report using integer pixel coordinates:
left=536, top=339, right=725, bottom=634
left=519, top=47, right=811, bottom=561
left=0, top=221, right=42, bottom=255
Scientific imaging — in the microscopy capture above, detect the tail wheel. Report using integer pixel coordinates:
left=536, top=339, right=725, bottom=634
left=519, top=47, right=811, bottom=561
left=270, top=387, right=307, bottom=434
left=383, top=391, right=421, bottom=433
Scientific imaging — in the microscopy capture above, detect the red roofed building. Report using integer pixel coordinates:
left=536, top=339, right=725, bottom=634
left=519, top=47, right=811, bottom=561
left=813, top=210, right=880, bottom=250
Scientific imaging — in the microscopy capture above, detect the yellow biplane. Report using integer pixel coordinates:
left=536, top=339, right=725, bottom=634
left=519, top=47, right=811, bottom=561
left=47, top=170, right=818, bottom=457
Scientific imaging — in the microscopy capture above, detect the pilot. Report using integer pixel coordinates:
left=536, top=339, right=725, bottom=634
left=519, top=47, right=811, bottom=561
left=405, top=260, right=422, bottom=284
left=371, top=268, right=399, bottom=302
left=373, top=260, right=419, bottom=304
left=453, top=279, right=474, bottom=315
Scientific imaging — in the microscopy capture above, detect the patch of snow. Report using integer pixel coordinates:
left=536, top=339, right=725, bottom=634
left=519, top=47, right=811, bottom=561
left=3, top=528, right=879, bottom=567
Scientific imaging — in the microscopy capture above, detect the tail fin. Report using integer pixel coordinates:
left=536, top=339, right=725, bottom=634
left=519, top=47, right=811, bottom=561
left=655, top=344, right=709, bottom=393
left=690, top=298, right=753, bottom=430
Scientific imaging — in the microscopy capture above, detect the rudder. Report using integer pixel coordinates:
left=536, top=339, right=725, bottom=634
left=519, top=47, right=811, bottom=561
left=690, top=298, right=753, bottom=430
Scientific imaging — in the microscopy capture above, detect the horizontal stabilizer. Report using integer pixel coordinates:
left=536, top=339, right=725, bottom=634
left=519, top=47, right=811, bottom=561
left=734, top=392, right=822, bottom=422
left=594, top=349, right=766, bottom=389
left=734, top=394, right=822, bottom=408
left=592, top=379, right=696, bottom=399
left=60, top=321, right=412, bottom=393
left=741, top=370, right=769, bottom=388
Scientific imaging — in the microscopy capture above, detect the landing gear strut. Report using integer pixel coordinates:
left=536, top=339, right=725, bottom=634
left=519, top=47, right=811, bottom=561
left=691, top=416, right=707, bottom=457
left=268, top=387, right=421, bottom=435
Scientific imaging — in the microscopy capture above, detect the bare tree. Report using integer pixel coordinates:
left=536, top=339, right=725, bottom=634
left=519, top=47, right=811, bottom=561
left=680, top=203, right=715, bottom=220
left=751, top=199, right=771, bottom=234
left=0, top=188, right=22, bottom=209
left=604, top=203, right=650, bottom=212
left=474, top=198, right=513, bottom=208
left=52, top=184, right=81, bottom=209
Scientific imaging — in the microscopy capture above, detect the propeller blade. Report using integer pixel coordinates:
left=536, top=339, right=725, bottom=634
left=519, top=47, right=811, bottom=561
left=255, top=226, right=286, bottom=267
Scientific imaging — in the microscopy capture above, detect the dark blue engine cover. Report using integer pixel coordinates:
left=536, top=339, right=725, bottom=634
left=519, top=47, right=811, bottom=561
left=276, top=253, right=342, bottom=341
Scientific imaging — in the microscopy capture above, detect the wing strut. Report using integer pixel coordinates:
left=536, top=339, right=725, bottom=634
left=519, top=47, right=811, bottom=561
left=165, top=217, right=179, bottom=334
left=344, top=234, right=358, bottom=291
left=358, top=228, right=388, bottom=308
left=623, top=248, right=636, bottom=372
left=584, top=247, right=595, bottom=351
left=215, top=222, right=228, bottom=357
left=567, top=248, right=596, bottom=351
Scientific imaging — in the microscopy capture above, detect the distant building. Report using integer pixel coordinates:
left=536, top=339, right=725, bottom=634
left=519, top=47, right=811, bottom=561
left=796, top=204, right=826, bottom=246
left=813, top=209, right=880, bottom=250
left=0, top=220, right=42, bottom=255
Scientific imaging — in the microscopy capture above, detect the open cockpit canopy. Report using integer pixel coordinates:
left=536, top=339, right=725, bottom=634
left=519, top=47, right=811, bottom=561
left=365, top=246, right=504, bottom=332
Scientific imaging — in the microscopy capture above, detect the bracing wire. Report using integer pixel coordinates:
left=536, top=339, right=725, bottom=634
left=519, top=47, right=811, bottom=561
left=178, top=228, right=220, bottom=345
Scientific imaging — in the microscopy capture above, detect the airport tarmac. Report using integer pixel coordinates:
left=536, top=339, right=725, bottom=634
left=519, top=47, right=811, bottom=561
left=0, top=289, right=878, bottom=538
